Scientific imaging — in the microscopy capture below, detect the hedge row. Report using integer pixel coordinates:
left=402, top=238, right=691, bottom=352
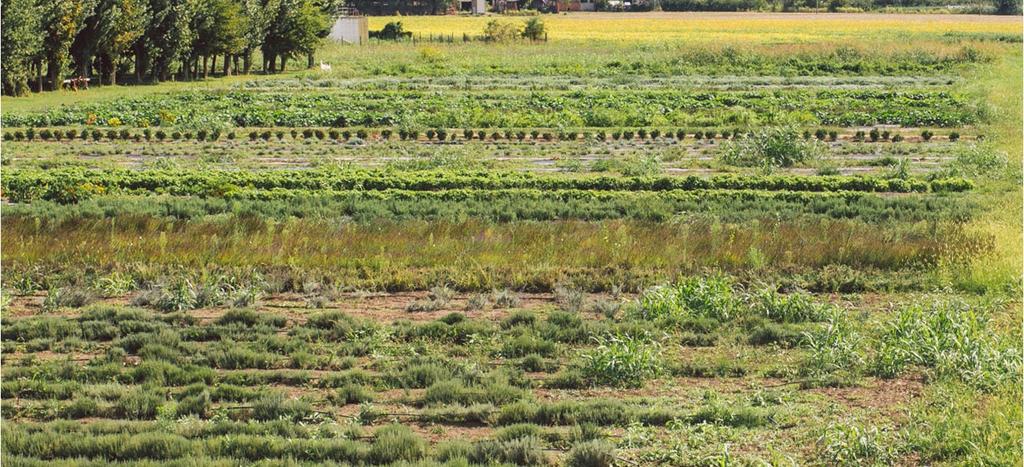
left=1, top=168, right=972, bottom=203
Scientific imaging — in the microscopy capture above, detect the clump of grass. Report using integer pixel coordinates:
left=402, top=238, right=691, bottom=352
left=579, top=333, right=662, bottom=388
left=251, top=393, right=312, bottom=422
left=494, top=423, right=544, bottom=441
left=471, top=436, right=548, bottom=466
left=406, top=285, right=455, bottom=312
left=632, top=276, right=736, bottom=324
left=800, top=308, right=863, bottom=386
left=817, top=421, right=896, bottom=466
left=554, top=283, right=585, bottom=312
left=869, top=298, right=1018, bottom=389
left=501, top=333, right=556, bottom=358
left=747, top=287, right=830, bottom=323
left=565, top=439, right=617, bottom=467
left=501, top=310, right=536, bottom=329
left=465, top=293, right=489, bottom=311
left=43, top=286, right=95, bottom=311
left=492, top=288, right=521, bottom=309
left=369, top=424, right=426, bottom=464
left=590, top=299, right=621, bottom=319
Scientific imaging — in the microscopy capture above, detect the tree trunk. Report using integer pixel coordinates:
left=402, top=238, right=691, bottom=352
left=307, top=52, right=314, bottom=69
left=268, top=54, right=277, bottom=73
left=202, top=56, right=208, bottom=78
left=243, top=51, right=252, bottom=74
left=110, top=56, right=117, bottom=86
left=36, top=61, right=43, bottom=93
left=223, top=54, right=231, bottom=76
left=280, top=55, right=287, bottom=72
left=210, top=55, right=217, bottom=76
left=46, top=54, right=59, bottom=91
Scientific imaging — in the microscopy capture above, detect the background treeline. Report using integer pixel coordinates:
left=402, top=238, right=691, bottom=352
left=347, top=0, right=1020, bottom=15
left=0, top=0, right=343, bottom=96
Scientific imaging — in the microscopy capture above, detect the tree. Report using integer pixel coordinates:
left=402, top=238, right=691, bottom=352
left=1, top=0, right=43, bottom=95
left=261, top=0, right=328, bottom=72
left=40, top=0, right=95, bottom=90
left=134, top=0, right=193, bottom=82
left=241, top=0, right=280, bottom=74
left=994, top=0, right=1021, bottom=14
left=96, top=0, right=150, bottom=84
left=193, top=0, right=244, bottom=77
left=522, top=17, right=545, bottom=41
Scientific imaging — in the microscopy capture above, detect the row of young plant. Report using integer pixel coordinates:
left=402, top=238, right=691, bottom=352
left=2, top=167, right=973, bottom=203
left=1, top=185, right=978, bottom=233
left=1, top=126, right=967, bottom=144
left=2, top=423, right=616, bottom=466
left=9, top=278, right=1015, bottom=394
left=0, top=88, right=978, bottom=129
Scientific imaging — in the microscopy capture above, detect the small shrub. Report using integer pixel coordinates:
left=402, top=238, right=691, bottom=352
left=369, top=424, right=426, bottom=464
left=554, top=284, right=585, bottom=312
left=488, top=289, right=519, bottom=309
left=720, top=126, right=825, bottom=169
left=565, top=440, right=616, bottom=467
left=43, top=286, right=96, bottom=310
left=466, top=293, right=489, bottom=311
left=335, top=383, right=374, bottom=404
left=471, top=436, right=547, bottom=466
left=948, top=131, right=960, bottom=142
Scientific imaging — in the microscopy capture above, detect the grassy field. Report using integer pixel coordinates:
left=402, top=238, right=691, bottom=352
left=1, top=12, right=1021, bottom=467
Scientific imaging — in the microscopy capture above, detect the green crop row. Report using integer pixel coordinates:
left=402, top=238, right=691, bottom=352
left=0, top=88, right=978, bottom=129
left=1, top=126, right=968, bottom=144
left=1, top=168, right=972, bottom=204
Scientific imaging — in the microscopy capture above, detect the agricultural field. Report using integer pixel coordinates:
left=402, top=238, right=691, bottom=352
left=1, top=12, right=1022, bottom=467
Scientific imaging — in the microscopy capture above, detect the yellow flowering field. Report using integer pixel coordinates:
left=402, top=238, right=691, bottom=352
left=369, top=11, right=1021, bottom=43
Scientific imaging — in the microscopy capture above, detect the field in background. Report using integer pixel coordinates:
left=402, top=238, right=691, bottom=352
left=1, top=13, right=1021, bottom=467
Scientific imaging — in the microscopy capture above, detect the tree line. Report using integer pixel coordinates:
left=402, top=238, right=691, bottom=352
left=1, top=0, right=342, bottom=96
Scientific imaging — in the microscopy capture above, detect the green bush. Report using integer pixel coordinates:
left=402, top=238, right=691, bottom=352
left=579, top=333, right=662, bottom=388
left=565, top=440, right=616, bottom=467
left=369, top=425, right=425, bottom=464
left=721, top=126, right=825, bottom=169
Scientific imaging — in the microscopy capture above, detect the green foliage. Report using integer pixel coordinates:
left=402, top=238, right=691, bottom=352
left=565, top=440, right=617, bottom=467
left=869, top=298, right=1019, bottom=389
left=800, top=308, right=863, bottom=385
left=522, top=17, right=546, bottom=41
left=369, top=424, right=425, bottom=464
left=633, top=277, right=737, bottom=323
left=484, top=20, right=521, bottom=42
left=817, top=421, right=896, bottom=466
left=721, top=126, right=827, bottom=169
left=579, top=333, right=663, bottom=388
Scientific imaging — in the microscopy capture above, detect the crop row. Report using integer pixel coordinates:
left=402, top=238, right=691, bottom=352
left=0, top=88, right=978, bottom=129
left=1, top=168, right=972, bottom=204
left=1, top=126, right=967, bottom=144
left=2, top=186, right=974, bottom=226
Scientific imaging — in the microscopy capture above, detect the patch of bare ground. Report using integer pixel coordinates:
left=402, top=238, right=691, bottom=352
left=811, top=376, right=924, bottom=420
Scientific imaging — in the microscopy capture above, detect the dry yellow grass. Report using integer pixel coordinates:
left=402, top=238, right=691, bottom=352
left=369, top=12, right=1022, bottom=43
